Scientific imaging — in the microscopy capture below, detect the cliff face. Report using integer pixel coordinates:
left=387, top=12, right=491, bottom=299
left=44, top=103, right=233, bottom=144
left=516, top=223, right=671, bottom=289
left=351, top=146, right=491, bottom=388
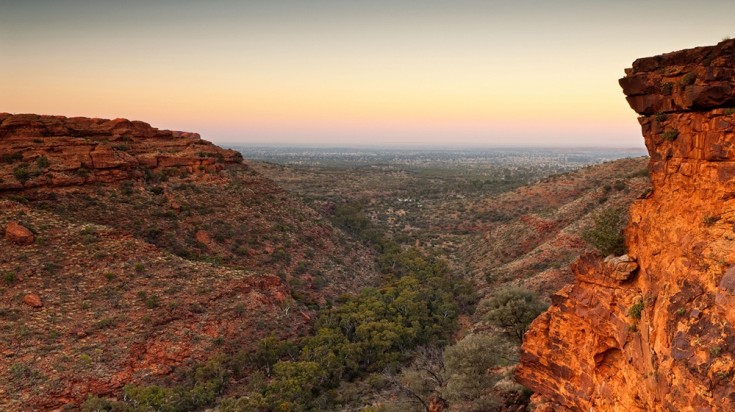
left=0, top=113, right=242, bottom=190
left=517, top=40, right=735, bottom=411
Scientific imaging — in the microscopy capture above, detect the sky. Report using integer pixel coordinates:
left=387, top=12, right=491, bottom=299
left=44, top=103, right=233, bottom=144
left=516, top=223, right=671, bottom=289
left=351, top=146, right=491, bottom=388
left=2, top=0, right=734, bottom=147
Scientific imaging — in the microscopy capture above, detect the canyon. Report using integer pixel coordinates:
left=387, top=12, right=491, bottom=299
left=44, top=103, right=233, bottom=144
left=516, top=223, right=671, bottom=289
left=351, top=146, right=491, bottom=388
left=518, top=39, right=735, bottom=411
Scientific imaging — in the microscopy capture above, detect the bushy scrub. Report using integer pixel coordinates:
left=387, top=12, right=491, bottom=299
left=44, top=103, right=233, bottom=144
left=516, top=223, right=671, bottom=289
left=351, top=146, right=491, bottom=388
left=583, top=207, right=627, bottom=256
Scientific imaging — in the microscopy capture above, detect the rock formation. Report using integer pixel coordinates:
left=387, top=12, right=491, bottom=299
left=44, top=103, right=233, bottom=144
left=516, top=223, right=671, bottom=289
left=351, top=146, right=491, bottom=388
left=4, top=221, right=35, bottom=245
left=517, top=39, right=735, bottom=411
left=0, top=113, right=242, bottom=190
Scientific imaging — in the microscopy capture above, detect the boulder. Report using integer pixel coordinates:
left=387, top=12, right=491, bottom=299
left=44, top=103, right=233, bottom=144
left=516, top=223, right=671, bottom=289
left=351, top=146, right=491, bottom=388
left=22, top=293, right=43, bottom=308
left=4, top=221, right=34, bottom=245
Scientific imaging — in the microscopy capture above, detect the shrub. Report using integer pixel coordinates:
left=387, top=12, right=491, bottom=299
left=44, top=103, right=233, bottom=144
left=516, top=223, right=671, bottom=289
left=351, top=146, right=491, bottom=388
left=36, top=156, right=49, bottom=169
left=628, top=301, right=644, bottom=320
left=680, top=72, right=696, bottom=86
left=3, top=272, right=16, bottom=285
left=484, top=288, right=547, bottom=343
left=13, top=165, right=31, bottom=183
left=583, top=207, right=627, bottom=256
left=660, top=83, right=674, bottom=95
left=703, top=215, right=719, bottom=227
left=145, top=294, right=160, bottom=309
left=442, top=333, right=515, bottom=409
left=2, top=151, right=23, bottom=164
left=662, top=129, right=679, bottom=141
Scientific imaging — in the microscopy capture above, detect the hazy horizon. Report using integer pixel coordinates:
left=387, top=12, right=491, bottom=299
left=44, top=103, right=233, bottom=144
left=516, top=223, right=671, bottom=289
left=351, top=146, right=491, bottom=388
left=4, top=1, right=734, bottom=147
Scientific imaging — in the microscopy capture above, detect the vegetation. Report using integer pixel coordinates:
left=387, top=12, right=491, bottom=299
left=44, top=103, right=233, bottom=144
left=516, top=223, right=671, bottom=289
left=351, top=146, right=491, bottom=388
left=583, top=207, right=627, bottom=256
left=703, top=215, right=719, bottom=227
left=442, top=333, right=517, bottom=410
left=628, top=301, right=644, bottom=320
left=484, top=288, right=548, bottom=343
left=12, top=164, right=31, bottom=183
left=680, top=72, right=696, bottom=86
left=662, top=129, right=680, bottom=141
left=36, top=156, right=49, bottom=169
left=660, top=82, right=674, bottom=95
left=229, top=246, right=464, bottom=409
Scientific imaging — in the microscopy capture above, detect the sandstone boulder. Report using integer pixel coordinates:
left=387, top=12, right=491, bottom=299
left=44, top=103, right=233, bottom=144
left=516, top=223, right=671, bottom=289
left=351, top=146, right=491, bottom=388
left=4, top=221, right=34, bottom=245
left=603, top=254, right=638, bottom=281
left=22, top=293, right=43, bottom=308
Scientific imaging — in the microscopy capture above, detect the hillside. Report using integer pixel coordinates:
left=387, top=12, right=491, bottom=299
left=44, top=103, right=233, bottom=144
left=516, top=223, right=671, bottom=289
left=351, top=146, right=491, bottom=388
left=519, top=39, right=735, bottom=411
left=0, top=114, right=378, bottom=410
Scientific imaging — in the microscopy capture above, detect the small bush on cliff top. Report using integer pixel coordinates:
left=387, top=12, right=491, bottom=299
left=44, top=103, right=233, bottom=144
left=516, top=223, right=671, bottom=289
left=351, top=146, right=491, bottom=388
left=583, top=207, right=627, bottom=256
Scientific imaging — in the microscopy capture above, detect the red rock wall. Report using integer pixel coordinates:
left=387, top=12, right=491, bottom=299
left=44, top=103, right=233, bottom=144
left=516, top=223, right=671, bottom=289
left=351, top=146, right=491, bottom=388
left=0, top=113, right=242, bottom=190
left=517, top=39, right=735, bottom=411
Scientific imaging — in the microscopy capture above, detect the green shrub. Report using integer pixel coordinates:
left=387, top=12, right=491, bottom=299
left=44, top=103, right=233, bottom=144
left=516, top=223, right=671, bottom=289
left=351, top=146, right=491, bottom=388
left=3, top=272, right=16, bottom=285
left=583, top=207, right=627, bottom=256
left=660, top=82, right=674, bottom=95
left=442, top=333, right=515, bottom=409
left=628, top=301, right=644, bottom=320
left=703, top=215, right=719, bottom=227
left=2, top=151, right=23, bottom=164
left=13, top=165, right=31, bottom=183
left=662, top=129, right=679, bottom=141
left=680, top=72, right=696, bottom=86
left=484, top=288, right=547, bottom=343
left=36, top=156, right=49, bottom=169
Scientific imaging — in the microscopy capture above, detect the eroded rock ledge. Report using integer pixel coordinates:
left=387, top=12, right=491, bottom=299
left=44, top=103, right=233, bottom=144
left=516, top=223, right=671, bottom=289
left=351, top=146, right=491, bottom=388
left=517, top=39, right=735, bottom=411
left=0, top=113, right=242, bottom=190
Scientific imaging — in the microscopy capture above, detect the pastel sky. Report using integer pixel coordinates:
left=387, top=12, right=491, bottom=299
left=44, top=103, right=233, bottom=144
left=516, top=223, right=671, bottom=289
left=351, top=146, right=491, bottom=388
left=2, top=1, right=734, bottom=147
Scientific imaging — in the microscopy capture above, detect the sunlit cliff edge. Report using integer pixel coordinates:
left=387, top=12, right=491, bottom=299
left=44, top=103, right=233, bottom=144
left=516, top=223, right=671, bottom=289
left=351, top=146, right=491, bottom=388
left=517, top=39, right=735, bottom=411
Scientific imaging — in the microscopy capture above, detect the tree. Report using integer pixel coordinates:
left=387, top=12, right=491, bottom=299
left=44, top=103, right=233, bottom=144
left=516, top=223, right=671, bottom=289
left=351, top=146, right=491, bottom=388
left=441, top=333, right=516, bottom=411
left=484, top=288, right=547, bottom=343
left=266, top=361, right=328, bottom=410
left=385, top=346, right=446, bottom=411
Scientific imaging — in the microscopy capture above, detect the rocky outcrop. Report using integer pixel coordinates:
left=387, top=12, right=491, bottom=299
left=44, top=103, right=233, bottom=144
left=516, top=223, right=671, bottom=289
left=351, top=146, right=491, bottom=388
left=518, top=39, right=735, bottom=411
left=0, top=113, right=242, bottom=190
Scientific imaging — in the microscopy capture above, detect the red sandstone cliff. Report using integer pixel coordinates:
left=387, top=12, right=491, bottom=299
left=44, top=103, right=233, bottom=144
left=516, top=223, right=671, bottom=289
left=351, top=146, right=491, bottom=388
left=517, top=39, right=735, bottom=411
left=0, top=113, right=242, bottom=190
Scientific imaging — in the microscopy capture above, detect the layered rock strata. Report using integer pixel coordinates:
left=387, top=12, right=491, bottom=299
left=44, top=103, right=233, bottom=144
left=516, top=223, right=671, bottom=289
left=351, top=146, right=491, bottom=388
left=0, top=113, right=242, bottom=190
left=517, top=39, right=735, bottom=411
